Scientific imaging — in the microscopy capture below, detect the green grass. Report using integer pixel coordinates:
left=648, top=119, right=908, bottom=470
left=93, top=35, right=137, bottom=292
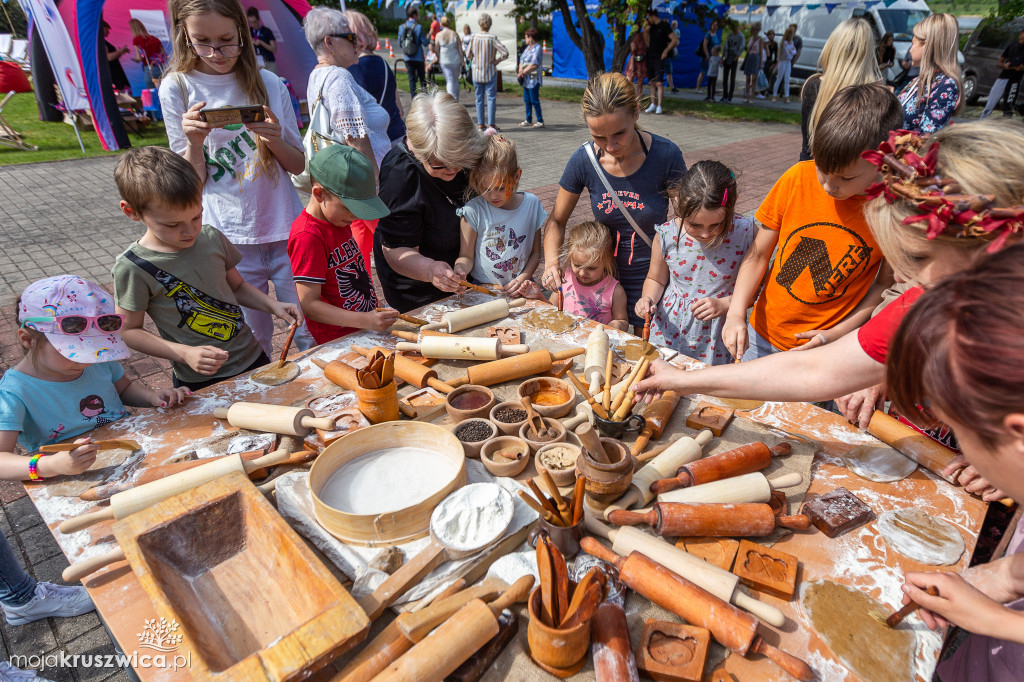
left=929, top=0, right=998, bottom=15
left=0, top=92, right=168, bottom=167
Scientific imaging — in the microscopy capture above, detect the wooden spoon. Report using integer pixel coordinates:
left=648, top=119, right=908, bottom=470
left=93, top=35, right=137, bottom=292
left=548, top=538, right=570, bottom=625
left=558, top=578, right=603, bottom=630
left=536, top=533, right=555, bottom=626
left=521, top=396, right=549, bottom=439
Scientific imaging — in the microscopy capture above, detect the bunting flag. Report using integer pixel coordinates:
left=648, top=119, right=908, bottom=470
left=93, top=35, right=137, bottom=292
left=806, top=3, right=822, bottom=9
left=766, top=5, right=778, bottom=15
left=884, top=0, right=900, bottom=5
left=825, top=3, right=839, bottom=12
left=864, top=1, right=880, bottom=6
left=789, top=5, right=800, bottom=15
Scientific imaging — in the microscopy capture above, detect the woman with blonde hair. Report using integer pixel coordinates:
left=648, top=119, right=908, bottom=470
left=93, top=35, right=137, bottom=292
left=799, top=17, right=881, bottom=160
left=899, top=12, right=962, bottom=134
left=435, top=16, right=465, bottom=101
left=128, top=18, right=166, bottom=89
left=741, top=22, right=764, bottom=103
left=373, top=89, right=487, bottom=311
left=541, top=72, right=686, bottom=329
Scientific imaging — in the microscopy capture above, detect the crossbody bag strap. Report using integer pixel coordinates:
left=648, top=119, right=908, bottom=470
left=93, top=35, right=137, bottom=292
left=379, top=60, right=390, bottom=106
left=583, top=142, right=653, bottom=248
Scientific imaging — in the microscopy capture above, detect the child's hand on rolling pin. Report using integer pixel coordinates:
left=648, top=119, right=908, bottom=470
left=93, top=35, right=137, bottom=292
left=690, top=296, right=730, bottom=321
left=502, top=272, right=532, bottom=297
left=721, top=314, right=748, bottom=361
left=365, top=308, right=401, bottom=332
left=180, top=102, right=213, bottom=146
left=153, top=387, right=192, bottom=408
left=429, top=261, right=462, bottom=292
left=634, top=296, right=656, bottom=321
left=43, top=438, right=98, bottom=477
left=182, top=345, right=230, bottom=375
left=902, top=572, right=1017, bottom=639
left=632, top=359, right=678, bottom=404
left=271, top=301, right=304, bottom=327
left=943, top=456, right=1007, bottom=502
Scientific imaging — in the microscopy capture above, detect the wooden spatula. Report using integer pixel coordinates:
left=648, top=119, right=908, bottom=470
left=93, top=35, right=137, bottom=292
left=536, top=533, right=555, bottom=626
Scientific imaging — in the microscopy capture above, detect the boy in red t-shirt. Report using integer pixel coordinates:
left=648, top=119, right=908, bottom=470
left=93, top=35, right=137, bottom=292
left=723, top=83, right=905, bottom=359
left=289, top=146, right=399, bottom=345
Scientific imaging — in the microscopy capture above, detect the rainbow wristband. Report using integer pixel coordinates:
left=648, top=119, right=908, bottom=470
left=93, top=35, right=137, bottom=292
left=28, top=453, right=44, bottom=481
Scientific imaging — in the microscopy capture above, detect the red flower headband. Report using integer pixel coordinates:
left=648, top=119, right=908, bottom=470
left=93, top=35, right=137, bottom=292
left=862, top=130, right=1024, bottom=253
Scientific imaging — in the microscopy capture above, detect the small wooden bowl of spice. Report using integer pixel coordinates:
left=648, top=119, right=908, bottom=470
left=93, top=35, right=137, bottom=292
left=535, top=442, right=582, bottom=487
left=490, top=401, right=529, bottom=435
left=517, top=378, right=576, bottom=419
left=445, top=385, right=496, bottom=424
left=480, top=436, right=531, bottom=477
left=452, top=418, right=498, bottom=459
left=519, top=417, right=567, bottom=455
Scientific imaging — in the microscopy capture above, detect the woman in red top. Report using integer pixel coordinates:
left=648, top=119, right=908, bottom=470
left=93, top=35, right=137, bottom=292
left=129, top=18, right=167, bottom=90
left=634, top=119, right=1024, bottom=500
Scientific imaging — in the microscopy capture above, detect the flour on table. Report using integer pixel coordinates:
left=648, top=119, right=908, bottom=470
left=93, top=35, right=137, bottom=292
left=318, top=447, right=458, bottom=514
left=877, top=507, right=966, bottom=566
left=486, top=551, right=538, bottom=586
left=430, top=482, right=513, bottom=551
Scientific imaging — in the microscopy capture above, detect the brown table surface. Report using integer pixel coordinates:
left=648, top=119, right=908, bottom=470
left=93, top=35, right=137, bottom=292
left=25, top=295, right=987, bottom=681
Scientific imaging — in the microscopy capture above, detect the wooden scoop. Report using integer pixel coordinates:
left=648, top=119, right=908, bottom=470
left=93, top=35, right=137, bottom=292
left=356, top=483, right=514, bottom=622
left=650, top=442, right=792, bottom=494
left=607, top=502, right=811, bottom=538
left=38, top=439, right=141, bottom=454
left=565, top=371, right=610, bottom=420
left=521, top=396, right=550, bottom=439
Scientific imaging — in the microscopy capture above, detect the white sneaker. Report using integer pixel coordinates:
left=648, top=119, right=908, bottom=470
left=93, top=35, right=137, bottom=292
left=3, top=582, right=95, bottom=625
left=655, top=106, right=663, bottom=114
left=756, top=94, right=766, bottom=99
left=644, top=103, right=657, bottom=113
left=0, top=661, right=53, bottom=681
left=532, top=121, right=545, bottom=128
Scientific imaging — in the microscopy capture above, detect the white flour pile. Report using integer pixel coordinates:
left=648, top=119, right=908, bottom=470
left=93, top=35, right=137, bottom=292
left=319, top=447, right=458, bottom=514
left=430, top=483, right=513, bottom=551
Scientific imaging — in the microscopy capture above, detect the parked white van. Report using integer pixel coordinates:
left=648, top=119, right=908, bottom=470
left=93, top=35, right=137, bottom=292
left=761, top=0, right=932, bottom=84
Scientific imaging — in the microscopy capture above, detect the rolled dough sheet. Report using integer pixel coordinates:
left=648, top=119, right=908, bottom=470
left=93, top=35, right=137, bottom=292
left=250, top=361, right=301, bottom=386
left=46, top=447, right=138, bottom=497
left=877, top=507, right=965, bottom=566
left=844, top=445, right=918, bottom=483
left=523, top=309, right=578, bottom=334
left=616, top=339, right=678, bottom=364
left=802, top=580, right=916, bottom=682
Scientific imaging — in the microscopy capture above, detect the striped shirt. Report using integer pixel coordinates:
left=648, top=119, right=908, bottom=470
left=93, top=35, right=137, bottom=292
left=468, top=32, right=509, bottom=84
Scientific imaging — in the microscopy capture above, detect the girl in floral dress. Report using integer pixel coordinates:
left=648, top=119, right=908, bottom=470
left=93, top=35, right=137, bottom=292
left=898, top=13, right=961, bottom=134
left=635, top=160, right=755, bottom=364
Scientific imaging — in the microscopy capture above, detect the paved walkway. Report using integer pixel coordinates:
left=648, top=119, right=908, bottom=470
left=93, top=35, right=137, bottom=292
left=0, top=95, right=800, bottom=680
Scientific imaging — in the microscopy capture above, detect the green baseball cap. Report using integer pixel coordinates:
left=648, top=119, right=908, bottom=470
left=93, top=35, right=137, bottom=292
left=309, top=145, right=390, bottom=220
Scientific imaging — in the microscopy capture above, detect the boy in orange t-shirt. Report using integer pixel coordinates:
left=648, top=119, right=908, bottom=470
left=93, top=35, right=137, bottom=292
left=723, top=83, right=904, bottom=358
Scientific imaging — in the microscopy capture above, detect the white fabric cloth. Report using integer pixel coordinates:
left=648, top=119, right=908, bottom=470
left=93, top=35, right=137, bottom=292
left=306, top=65, right=392, bottom=169
left=159, top=69, right=303, bottom=245
left=458, top=193, right=547, bottom=286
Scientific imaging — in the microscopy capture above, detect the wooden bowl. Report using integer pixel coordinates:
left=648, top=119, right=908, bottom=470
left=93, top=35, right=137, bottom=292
left=535, top=442, right=582, bottom=487
left=527, top=585, right=590, bottom=676
left=480, top=436, right=531, bottom=477
left=576, top=438, right=634, bottom=504
left=517, top=377, right=576, bottom=419
left=445, top=385, right=497, bottom=423
left=519, top=418, right=567, bottom=455
left=489, top=400, right=529, bottom=436
left=310, top=421, right=467, bottom=546
left=452, top=418, right=498, bottom=459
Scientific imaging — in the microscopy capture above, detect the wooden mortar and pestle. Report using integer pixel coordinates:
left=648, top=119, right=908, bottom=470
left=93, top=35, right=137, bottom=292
left=650, top=441, right=793, bottom=494
left=607, top=502, right=811, bottom=538
left=575, top=423, right=633, bottom=507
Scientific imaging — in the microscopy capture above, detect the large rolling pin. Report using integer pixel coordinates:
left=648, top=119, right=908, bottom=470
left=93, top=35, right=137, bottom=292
left=584, top=324, right=609, bottom=395
left=591, top=590, right=638, bottom=681
left=584, top=515, right=785, bottom=627
left=657, top=471, right=802, bottom=505
left=604, top=430, right=713, bottom=519
left=581, top=538, right=812, bottom=680
left=630, top=391, right=682, bottom=456
left=650, top=442, right=792, bottom=494
left=374, top=575, right=534, bottom=682
left=423, top=298, right=527, bottom=333
left=58, top=447, right=293, bottom=534
left=448, top=348, right=585, bottom=389
left=213, top=402, right=334, bottom=437
left=395, top=337, right=529, bottom=361
left=608, top=502, right=811, bottom=537
left=351, top=345, right=455, bottom=394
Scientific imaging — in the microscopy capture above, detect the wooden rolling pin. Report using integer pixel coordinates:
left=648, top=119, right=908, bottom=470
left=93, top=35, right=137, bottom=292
left=581, top=538, right=812, bottom=680
left=658, top=471, right=802, bottom=506
left=630, top=391, right=681, bottom=455
left=395, top=337, right=529, bottom=361
left=447, top=610, right=518, bottom=682
left=584, top=324, right=609, bottom=395
left=213, top=402, right=335, bottom=437
left=313, top=357, right=362, bottom=392
left=58, top=447, right=293, bottom=534
left=608, top=502, right=811, bottom=537
left=390, top=329, right=455, bottom=342
left=604, top=430, right=713, bottom=519
left=423, top=298, right=527, bottom=333
left=584, top=515, right=785, bottom=627
left=375, top=575, right=534, bottom=682
left=591, top=589, right=637, bottom=681
left=351, top=345, right=455, bottom=394
left=448, top=348, right=585, bottom=389
left=650, top=442, right=792, bottom=494
left=38, top=439, right=141, bottom=453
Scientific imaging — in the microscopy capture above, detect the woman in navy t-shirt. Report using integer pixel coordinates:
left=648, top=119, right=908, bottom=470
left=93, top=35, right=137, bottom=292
left=345, top=10, right=406, bottom=146
left=541, top=72, right=686, bottom=328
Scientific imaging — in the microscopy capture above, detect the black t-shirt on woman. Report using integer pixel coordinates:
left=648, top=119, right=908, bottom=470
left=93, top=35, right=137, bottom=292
left=373, top=143, right=470, bottom=313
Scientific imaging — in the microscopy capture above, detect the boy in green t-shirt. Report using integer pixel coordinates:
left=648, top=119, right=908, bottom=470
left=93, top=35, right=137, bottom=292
left=111, top=147, right=304, bottom=391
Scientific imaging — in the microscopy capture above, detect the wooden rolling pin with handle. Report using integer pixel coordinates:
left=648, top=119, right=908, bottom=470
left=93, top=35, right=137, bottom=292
left=374, top=575, right=535, bottom=682
left=351, top=345, right=455, bottom=394
left=584, top=324, right=609, bottom=395
left=213, top=402, right=335, bottom=437
left=608, top=502, right=811, bottom=537
left=581, top=537, right=812, bottom=680
left=584, top=515, right=785, bottom=627
left=423, top=298, right=527, bottom=333
left=657, top=471, right=803, bottom=505
left=58, top=447, right=294, bottom=535
left=630, top=391, right=681, bottom=456
left=448, top=348, right=585, bottom=389
left=650, top=442, right=792, bottom=494
left=395, top=337, right=530, bottom=361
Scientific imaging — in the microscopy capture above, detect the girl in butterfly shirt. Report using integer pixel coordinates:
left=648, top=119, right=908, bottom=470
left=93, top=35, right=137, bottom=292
left=454, top=135, right=546, bottom=296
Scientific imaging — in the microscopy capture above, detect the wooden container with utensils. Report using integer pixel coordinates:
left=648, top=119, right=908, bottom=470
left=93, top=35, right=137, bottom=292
left=356, top=382, right=399, bottom=424
left=526, top=585, right=590, bottom=677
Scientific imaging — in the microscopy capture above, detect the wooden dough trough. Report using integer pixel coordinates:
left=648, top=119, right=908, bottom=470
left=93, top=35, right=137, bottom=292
left=309, top=421, right=467, bottom=546
left=112, top=471, right=368, bottom=681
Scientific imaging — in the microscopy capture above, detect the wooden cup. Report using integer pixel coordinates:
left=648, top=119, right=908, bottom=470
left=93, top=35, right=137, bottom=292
left=529, top=514, right=585, bottom=558
left=526, top=585, right=590, bottom=677
left=355, top=381, right=400, bottom=424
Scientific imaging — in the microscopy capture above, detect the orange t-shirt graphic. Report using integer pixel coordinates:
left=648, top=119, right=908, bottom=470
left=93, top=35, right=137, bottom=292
left=751, top=161, right=882, bottom=351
